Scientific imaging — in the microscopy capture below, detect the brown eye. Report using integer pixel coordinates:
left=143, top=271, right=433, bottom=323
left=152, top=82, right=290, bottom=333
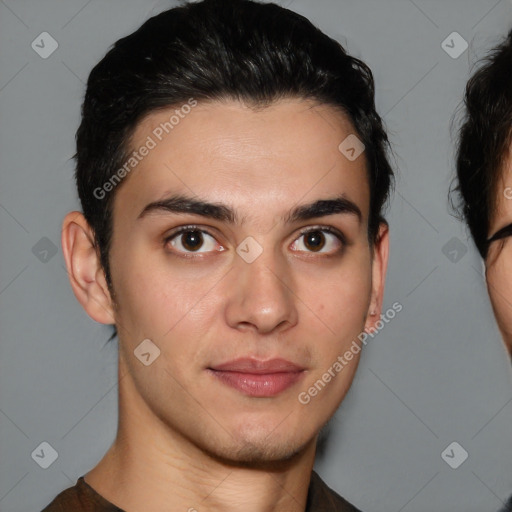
left=303, top=231, right=326, bottom=252
left=181, top=230, right=203, bottom=251
left=167, top=228, right=221, bottom=254
left=290, top=227, right=344, bottom=255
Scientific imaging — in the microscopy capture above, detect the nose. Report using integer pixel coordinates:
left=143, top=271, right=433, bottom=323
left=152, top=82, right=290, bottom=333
left=224, top=247, right=299, bottom=335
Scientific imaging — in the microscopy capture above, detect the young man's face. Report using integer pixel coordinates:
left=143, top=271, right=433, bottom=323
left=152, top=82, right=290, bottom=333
left=72, top=99, right=388, bottom=464
left=486, top=149, right=512, bottom=355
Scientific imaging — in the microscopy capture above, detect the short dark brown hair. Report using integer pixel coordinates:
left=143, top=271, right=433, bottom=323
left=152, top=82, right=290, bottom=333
left=453, top=29, right=512, bottom=258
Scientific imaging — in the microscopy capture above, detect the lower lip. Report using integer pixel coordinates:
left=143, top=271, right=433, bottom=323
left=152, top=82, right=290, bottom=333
left=208, top=370, right=305, bottom=397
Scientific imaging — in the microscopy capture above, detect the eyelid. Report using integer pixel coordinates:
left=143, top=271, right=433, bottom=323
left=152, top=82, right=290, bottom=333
left=165, top=224, right=218, bottom=239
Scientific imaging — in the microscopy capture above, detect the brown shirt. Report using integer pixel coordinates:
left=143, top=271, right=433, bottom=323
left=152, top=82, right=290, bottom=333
left=41, top=470, right=362, bottom=512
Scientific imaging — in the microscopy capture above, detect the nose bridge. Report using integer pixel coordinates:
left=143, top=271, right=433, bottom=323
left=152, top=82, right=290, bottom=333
left=226, top=241, right=298, bottom=333
left=244, top=246, right=286, bottom=293
left=240, top=243, right=289, bottom=303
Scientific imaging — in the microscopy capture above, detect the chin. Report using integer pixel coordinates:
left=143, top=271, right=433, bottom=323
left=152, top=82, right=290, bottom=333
left=200, top=427, right=313, bottom=468
left=208, top=442, right=306, bottom=469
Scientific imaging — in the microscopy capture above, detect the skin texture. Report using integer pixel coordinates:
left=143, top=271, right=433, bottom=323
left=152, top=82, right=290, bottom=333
left=486, top=150, right=512, bottom=355
left=61, top=99, right=389, bottom=512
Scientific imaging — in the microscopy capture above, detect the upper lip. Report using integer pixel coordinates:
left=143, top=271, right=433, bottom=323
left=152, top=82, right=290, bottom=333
left=209, top=358, right=304, bottom=374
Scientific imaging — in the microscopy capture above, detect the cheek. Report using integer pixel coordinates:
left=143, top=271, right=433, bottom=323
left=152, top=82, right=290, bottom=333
left=487, top=254, right=512, bottom=337
left=110, top=245, right=227, bottom=360
left=110, top=250, right=199, bottom=338
left=486, top=242, right=512, bottom=355
left=309, top=257, right=372, bottom=325
left=296, top=255, right=372, bottom=361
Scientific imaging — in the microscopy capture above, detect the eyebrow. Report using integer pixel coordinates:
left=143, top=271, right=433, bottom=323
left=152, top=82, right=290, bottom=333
left=137, top=193, right=362, bottom=225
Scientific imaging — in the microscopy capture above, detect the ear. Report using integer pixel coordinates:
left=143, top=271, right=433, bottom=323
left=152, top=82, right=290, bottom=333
left=364, top=222, right=389, bottom=331
left=61, top=211, right=115, bottom=325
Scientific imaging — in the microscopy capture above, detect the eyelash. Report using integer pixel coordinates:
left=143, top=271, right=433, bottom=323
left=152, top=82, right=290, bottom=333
left=163, top=225, right=346, bottom=257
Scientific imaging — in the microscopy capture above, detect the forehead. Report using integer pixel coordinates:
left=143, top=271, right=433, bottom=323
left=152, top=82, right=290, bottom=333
left=113, top=99, right=370, bottom=224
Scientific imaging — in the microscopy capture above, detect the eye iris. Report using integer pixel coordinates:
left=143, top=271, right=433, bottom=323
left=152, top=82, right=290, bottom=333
left=304, top=231, right=325, bottom=252
left=182, top=230, right=203, bottom=251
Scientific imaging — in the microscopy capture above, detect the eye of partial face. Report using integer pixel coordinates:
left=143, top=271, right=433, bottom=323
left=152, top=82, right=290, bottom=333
left=487, top=223, right=512, bottom=245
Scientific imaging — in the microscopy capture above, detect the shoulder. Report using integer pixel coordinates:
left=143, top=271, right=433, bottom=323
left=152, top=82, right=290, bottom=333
left=40, top=476, right=124, bottom=512
left=307, top=471, right=363, bottom=512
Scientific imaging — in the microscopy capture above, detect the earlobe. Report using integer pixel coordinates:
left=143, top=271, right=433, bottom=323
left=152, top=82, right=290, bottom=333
left=61, top=211, right=115, bottom=325
left=364, top=222, right=390, bottom=331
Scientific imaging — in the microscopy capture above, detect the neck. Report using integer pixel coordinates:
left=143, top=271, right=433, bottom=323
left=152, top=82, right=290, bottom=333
left=85, top=358, right=317, bottom=512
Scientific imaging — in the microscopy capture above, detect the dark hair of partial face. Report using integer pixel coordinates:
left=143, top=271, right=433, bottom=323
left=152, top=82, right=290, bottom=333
left=74, top=0, right=394, bottom=340
left=452, top=28, right=512, bottom=259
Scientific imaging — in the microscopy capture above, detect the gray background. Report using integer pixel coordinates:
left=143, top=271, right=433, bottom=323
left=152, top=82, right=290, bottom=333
left=2, top=0, right=512, bottom=511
